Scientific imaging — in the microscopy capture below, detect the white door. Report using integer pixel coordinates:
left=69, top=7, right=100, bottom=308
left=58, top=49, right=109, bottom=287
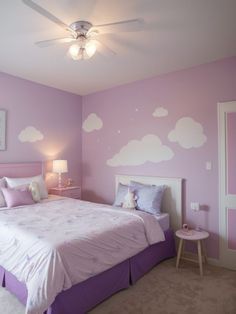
left=218, top=101, right=236, bottom=270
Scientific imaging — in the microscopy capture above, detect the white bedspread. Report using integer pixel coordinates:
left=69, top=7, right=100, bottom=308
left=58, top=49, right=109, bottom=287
left=0, top=197, right=165, bottom=314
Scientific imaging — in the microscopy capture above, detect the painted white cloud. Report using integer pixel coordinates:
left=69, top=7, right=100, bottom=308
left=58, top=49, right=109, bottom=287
left=168, top=117, right=207, bottom=149
left=18, top=126, right=44, bottom=143
left=82, top=113, right=103, bottom=132
left=152, top=106, right=168, bottom=117
left=107, top=134, right=174, bottom=167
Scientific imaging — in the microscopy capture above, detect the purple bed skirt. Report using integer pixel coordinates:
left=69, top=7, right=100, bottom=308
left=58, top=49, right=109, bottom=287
left=0, top=229, right=175, bottom=314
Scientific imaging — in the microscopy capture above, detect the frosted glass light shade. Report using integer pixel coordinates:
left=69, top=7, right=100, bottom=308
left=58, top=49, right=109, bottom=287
left=68, top=44, right=80, bottom=60
left=85, top=41, right=96, bottom=58
left=53, top=160, right=68, bottom=174
left=68, top=40, right=97, bottom=60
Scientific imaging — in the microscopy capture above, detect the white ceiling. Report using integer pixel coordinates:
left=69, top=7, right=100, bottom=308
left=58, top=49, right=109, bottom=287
left=0, top=0, right=235, bottom=95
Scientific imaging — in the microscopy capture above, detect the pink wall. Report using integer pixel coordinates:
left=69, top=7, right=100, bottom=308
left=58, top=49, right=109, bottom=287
left=82, top=57, right=236, bottom=259
left=0, top=72, right=82, bottom=186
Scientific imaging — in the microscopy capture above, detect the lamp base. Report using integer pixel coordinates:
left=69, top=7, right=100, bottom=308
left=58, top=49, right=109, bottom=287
left=58, top=173, right=62, bottom=188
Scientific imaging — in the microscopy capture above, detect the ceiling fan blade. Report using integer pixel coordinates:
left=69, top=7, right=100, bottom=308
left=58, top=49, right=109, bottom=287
left=35, top=37, right=75, bottom=48
left=94, top=39, right=116, bottom=57
left=22, top=0, right=69, bottom=31
left=87, top=29, right=99, bottom=38
left=93, top=18, right=144, bottom=34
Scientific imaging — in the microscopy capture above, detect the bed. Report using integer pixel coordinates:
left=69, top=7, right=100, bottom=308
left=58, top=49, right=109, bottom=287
left=0, top=162, right=183, bottom=314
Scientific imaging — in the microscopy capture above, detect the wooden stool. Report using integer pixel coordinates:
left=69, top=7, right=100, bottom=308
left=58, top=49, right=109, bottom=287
left=175, top=229, right=209, bottom=276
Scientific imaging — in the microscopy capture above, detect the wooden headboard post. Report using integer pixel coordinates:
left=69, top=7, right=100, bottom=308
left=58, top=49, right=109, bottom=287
left=115, top=174, right=183, bottom=231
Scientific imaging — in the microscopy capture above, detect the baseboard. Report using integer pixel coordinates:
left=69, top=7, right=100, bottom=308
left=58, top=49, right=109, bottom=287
left=207, top=257, right=222, bottom=267
left=181, top=252, right=222, bottom=267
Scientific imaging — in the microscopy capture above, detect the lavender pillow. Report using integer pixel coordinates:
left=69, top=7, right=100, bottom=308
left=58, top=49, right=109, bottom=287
left=113, top=183, right=130, bottom=207
left=1, top=187, right=35, bottom=208
left=130, top=181, right=166, bottom=215
left=0, top=178, right=6, bottom=207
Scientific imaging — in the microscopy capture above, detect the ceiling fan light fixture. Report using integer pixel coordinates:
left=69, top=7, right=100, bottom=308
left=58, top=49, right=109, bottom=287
left=68, top=44, right=80, bottom=60
left=68, top=39, right=96, bottom=61
left=85, top=41, right=97, bottom=58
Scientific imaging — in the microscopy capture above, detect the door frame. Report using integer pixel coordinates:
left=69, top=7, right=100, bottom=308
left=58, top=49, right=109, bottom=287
left=218, top=100, right=236, bottom=269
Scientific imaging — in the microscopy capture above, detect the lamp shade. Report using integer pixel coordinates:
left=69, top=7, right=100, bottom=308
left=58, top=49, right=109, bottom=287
left=52, top=160, right=68, bottom=174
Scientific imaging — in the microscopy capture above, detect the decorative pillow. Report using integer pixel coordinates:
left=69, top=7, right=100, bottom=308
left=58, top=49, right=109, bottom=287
left=113, top=183, right=130, bottom=207
left=0, top=178, right=6, bottom=207
left=1, top=187, right=35, bottom=208
left=29, top=181, right=41, bottom=202
left=130, top=181, right=166, bottom=215
left=5, top=175, right=48, bottom=199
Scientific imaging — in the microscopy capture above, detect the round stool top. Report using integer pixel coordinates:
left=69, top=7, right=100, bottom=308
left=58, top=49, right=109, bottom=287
left=176, top=229, right=209, bottom=241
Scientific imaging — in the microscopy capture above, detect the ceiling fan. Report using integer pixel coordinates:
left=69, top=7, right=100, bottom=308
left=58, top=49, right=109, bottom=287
left=22, top=0, right=144, bottom=60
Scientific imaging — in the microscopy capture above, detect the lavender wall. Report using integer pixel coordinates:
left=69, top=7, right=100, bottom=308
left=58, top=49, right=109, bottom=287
left=0, top=72, right=82, bottom=186
left=82, top=57, right=236, bottom=259
left=1, top=57, right=235, bottom=259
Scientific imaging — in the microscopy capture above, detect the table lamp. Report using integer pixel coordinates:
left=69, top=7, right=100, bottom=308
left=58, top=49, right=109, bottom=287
left=53, top=160, right=68, bottom=188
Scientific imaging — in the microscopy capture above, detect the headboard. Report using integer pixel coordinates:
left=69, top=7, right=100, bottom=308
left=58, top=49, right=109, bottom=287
left=0, top=162, right=43, bottom=178
left=115, top=174, right=183, bottom=231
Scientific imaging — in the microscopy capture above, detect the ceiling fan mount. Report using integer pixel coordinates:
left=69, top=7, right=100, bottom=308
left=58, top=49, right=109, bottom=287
left=69, top=21, right=93, bottom=37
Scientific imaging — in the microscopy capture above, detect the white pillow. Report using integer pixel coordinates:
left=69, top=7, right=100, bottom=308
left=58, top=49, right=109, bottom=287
left=5, top=175, right=48, bottom=199
left=0, top=178, right=6, bottom=207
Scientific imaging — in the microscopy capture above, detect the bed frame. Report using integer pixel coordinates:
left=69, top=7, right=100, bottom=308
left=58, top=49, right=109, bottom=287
left=0, top=163, right=183, bottom=314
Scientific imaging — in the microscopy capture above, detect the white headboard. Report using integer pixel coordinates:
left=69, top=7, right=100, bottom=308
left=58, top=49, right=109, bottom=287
left=115, top=174, right=183, bottom=231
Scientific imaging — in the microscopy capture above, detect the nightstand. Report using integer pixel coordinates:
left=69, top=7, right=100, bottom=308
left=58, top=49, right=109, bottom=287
left=175, top=229, right=209, bottom=276
left=49, top=186, right=81, bottom=199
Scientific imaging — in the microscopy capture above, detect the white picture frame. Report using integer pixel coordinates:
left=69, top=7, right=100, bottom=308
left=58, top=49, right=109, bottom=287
left=0, top=110, right=6, bottom=150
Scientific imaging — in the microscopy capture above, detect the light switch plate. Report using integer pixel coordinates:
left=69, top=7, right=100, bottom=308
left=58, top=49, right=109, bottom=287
left=206, top=161, right=212, bottom=170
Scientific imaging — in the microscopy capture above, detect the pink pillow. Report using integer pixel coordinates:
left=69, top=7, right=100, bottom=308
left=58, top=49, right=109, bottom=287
left=1, top=187, right=35, bottom=208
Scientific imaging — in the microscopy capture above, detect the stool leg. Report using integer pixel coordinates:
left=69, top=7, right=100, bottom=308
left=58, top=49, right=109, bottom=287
left=197, top=240, right=203, bottom=276
left=176, top=239, right=184, bottom=269
left=202, top=240, right=208, bottom=264
left=182, top=239, right=185, bottom=255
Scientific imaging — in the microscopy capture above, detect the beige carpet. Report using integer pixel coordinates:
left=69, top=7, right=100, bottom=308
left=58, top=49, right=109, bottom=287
left=1, top=259, right=236, bottom=314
